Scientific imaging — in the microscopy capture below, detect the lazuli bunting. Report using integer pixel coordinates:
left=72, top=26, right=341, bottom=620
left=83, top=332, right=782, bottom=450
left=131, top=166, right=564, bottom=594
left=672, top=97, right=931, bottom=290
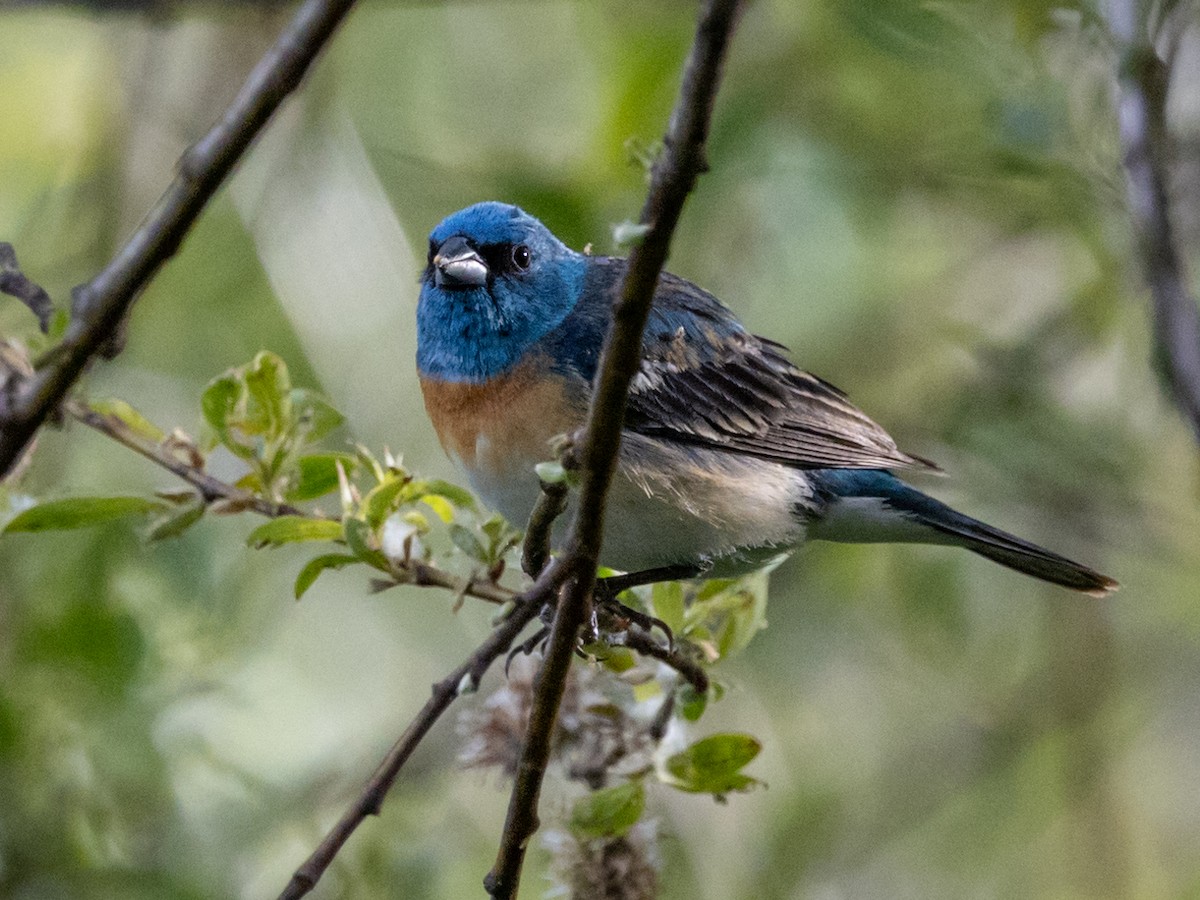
left=416, top=202, right=1117, bottom=596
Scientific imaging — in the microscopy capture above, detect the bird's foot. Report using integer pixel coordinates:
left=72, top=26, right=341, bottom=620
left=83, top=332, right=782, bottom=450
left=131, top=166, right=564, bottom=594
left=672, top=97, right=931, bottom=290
left=592, top=563, right=706, bottom=650
left=504, top=563, right=706, bottom=676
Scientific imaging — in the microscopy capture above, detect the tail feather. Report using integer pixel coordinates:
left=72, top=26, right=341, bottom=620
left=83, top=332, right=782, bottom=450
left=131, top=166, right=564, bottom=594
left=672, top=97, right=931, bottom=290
left=915, top=504, right=1119, bottom=597
left=810, top=469, right=1119, bottom=596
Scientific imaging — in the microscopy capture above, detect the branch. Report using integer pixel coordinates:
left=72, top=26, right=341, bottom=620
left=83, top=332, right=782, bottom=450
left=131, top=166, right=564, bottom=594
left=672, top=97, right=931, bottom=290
left=400, top=561, right=514, bottom=607
left=521, top=477, right=569, bottom=578
left=1108, top=0, right=1200, bottom=443
left=66, top=397, right=524, bottom=607
left=63, top=398, right=575, bottom=900
left=0, top=243, right=53, bottom=333
left=66, top=399, right=310, bottom=518
left=0, top=0, right=358, bottom=478
left=484, top=1, right=746, bottom=896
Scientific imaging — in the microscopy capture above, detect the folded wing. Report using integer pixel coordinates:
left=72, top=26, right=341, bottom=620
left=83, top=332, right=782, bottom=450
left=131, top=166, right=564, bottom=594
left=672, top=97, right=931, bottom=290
left=619, top=264, right=937, bottom=473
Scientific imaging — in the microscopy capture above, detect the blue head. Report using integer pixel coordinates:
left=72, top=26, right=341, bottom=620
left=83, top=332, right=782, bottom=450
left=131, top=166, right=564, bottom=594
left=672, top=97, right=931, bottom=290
left=417, top=202, right=588, bottom=382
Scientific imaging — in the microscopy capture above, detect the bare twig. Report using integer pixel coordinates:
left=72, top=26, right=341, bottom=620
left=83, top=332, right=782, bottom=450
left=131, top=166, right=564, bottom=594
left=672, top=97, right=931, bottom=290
left=66, top=399, right=310, bottom=517
left=0, top=243, right=54, bottom=333
left=521, top=478, right=569, bottom=578
left=0, top=0, right=358, bottom=478
left=483, top=1, right=746, bottom=896
left=1108, top=0, right=1200, bottom=442
left=402, top=561, right=514, bottom=606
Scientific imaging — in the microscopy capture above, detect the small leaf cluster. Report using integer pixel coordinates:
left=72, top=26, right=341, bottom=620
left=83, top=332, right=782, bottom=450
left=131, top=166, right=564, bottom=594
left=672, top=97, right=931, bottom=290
left=201, top=351, right=344, bottom=503
left=255, top=461, right=511, bottom=601
left=2, top=353, right=519, bottom=606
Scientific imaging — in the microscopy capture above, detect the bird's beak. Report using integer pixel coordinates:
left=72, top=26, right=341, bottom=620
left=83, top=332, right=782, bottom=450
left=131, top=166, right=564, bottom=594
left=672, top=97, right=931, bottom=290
left=433, top=236, right=488, bottom=287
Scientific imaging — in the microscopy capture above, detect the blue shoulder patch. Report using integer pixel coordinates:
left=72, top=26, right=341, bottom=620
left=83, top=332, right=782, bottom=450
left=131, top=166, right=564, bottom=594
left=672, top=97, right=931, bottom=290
left=535, top=257, right=747, bottom=384
left=808, top=468, right=949, bottom=521
left=809, top=468, right=902, bottom=498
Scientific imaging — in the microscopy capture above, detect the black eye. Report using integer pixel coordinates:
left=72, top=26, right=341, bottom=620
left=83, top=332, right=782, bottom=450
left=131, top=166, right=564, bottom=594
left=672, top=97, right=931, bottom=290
left=511, top=244, right=531, bottom=270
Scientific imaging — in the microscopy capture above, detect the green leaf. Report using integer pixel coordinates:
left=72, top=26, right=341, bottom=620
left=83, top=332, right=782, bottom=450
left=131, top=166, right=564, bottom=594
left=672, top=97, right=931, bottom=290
left=480, top=514, right=510, bottom=543
left=711, top=573, right=770, bottom=658
left=145, top=501, right=206, bottom=542
left=569, top=782, right=645, bottom=840
left=534, top=461, right=567, bottom=484
left=663, top=733, right=762, bottom=796
left=401, top=510, right=431, bottom=532
left=418, top=478, right=477, bottom=510
left=245, top=516, right=342, bottom=548
left=4, top=496, right=162, bottom=533
left=235, top=471, right=264, bottom=493
left=677, top=682, right=708, bottom=722
left=291, top=388, right=344, bottom=444
left=684, top=570, right=771, bottom=660
left=354, top=444, right=387, bottom=485
left=287, top=453, right=358, bottom=502
left=449, top=523, right=487, bottom=561
left=203, top=352, right=296, bottom=459
left=478, top=514, right=521, bottom=561
left=363, top=473, right=412, bottom=527
left=243, top=351, right=292, bottom=442
left=596, top=645, right=637, bottom=673
left=294, top=553, right=359, bottom=599
left=87, top=398, right=164, bottom=442
left=343, top=516, right=389, bottom=570
left=651, top=581, right=686, bottom=634
left=420, top=493, right=455, bottom=524
left=200, top=374, right=246, bottom=454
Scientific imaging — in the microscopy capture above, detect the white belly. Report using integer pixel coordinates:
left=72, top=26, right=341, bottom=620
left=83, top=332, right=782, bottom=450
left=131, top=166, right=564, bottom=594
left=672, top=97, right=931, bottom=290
left=461, top=432, right=812, bottom=578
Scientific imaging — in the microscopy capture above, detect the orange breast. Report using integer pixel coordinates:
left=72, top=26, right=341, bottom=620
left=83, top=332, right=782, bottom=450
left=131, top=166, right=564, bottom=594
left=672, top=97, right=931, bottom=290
left=419, top=359, right=587, bottom=476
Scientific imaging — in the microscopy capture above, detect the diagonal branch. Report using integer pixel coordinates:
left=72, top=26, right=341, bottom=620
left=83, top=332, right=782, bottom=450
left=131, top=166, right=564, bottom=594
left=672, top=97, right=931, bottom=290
left=1108, top=0, right=1200, bottom=443
left=66, top=397, right=521, bottom=606
left=483, top=1, right=746, bottom=896
left=0, top=0, right=358, bottom=478
left=66, top=398, right=310, bottom=518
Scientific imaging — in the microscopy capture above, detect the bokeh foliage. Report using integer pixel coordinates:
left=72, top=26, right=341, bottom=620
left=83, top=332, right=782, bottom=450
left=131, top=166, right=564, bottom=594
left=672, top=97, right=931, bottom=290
left=2, top=1, right=1198, bottom=898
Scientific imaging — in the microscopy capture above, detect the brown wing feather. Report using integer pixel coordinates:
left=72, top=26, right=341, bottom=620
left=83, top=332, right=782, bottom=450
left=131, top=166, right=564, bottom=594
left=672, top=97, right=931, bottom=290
left=623, top=271, right=938, bottom=473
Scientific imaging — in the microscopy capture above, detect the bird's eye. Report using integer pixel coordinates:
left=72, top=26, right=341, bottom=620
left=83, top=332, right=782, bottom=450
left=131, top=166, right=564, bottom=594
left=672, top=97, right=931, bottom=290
left=511, top=244, right=531, bottom=271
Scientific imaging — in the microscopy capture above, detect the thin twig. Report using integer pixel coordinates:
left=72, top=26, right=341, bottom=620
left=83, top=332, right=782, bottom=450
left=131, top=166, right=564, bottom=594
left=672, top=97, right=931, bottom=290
left=0, top=0, right=358, bottom=478
left=0, top=243, right=54, bottom=333
left=1108, top=0, right=1200, bottom=442
left=399, top=561, right=514, bottom=606
left=68, top=397, right=523, bottom=608
left=483, top=2, right=745, bottom=896
left=521, top=478, right=569, bottom=578
left=66, top=399, right=310, bottom=517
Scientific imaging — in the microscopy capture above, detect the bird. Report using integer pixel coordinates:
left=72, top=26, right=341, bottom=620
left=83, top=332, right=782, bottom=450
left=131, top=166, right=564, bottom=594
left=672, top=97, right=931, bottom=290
left=416, top=201, right=1117, bottom=596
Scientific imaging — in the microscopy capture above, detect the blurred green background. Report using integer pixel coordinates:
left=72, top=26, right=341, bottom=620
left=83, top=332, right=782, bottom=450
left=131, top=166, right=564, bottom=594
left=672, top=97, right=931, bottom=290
left=2, top=1, right=1198, bottom=897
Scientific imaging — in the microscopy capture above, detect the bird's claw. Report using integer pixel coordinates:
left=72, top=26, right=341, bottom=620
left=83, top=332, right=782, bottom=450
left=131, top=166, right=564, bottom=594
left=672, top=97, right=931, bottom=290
left=596, top=593, right=675, bottom=651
